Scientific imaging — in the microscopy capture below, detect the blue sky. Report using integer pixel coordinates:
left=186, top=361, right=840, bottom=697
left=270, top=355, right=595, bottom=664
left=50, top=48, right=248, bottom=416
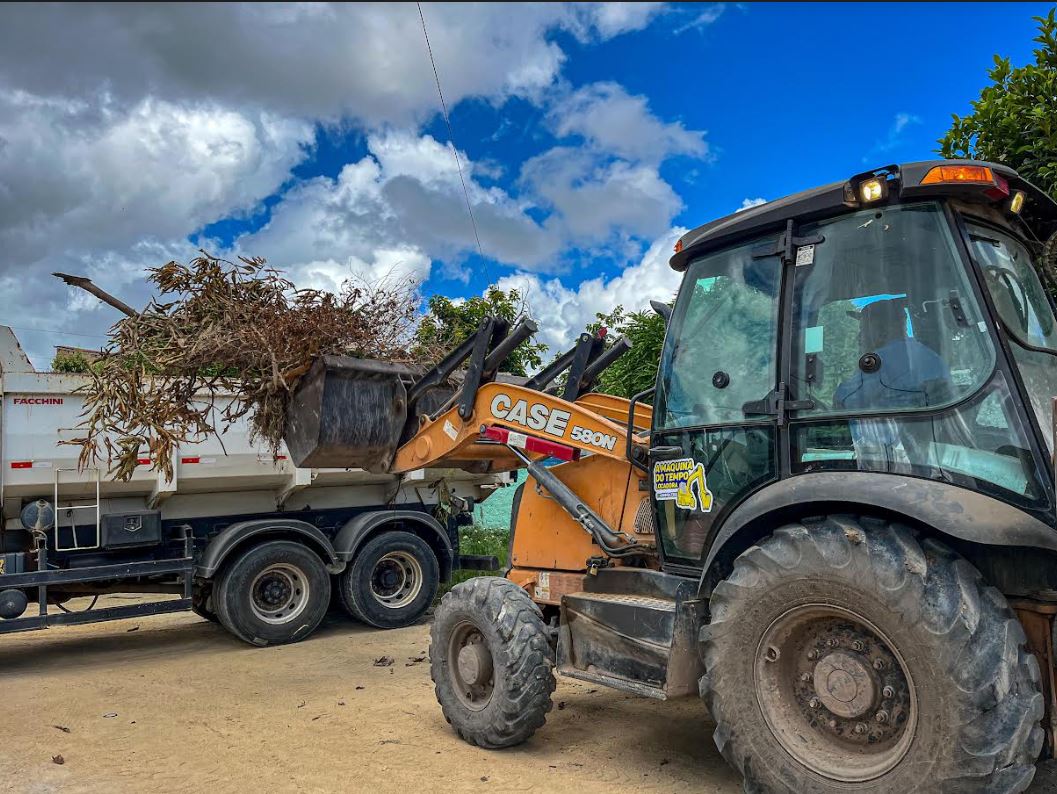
left=0, top=2, right=1051, bottom=364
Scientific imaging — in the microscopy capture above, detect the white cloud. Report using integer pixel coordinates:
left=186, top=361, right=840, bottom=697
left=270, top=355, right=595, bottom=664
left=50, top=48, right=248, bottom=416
left=0, top=4, right=694, bottom=365
left=493, top=229, right=686, bottom=354
left=548, top=82, right=708, bottom=164
left=862, top=111, right=923, bottom=164
left=0, top=4, right=651, bottom=127
left=737, top=197, right=768, bottom=212
left=573, top=3, right=668, bottom=40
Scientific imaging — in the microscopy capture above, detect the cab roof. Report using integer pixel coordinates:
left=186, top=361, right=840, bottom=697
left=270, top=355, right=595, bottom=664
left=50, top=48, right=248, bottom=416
left=669, top=159, right=1057, bottom=271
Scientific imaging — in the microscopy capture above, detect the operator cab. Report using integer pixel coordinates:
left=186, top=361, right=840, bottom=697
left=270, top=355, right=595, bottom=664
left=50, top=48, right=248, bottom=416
left=657, top=161, right=1057, bottom=572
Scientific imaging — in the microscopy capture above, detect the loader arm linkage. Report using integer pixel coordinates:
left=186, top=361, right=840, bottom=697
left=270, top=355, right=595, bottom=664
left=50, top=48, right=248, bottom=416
left=390, top=381, right=649, bottom=474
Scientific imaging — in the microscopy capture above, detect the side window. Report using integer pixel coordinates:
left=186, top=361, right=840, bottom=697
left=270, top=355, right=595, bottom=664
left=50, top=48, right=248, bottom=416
left=791, top=204, right=995, bottom=417
left=656, top=238, right=781, bottom=429
left=793, top=372, right=1044, bottom=504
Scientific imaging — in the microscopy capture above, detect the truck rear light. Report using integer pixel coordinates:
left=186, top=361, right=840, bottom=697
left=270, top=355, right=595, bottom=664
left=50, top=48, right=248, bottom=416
left=481, top=426, right=580, bottom=462
left=10, top=461, right=32, bottom=469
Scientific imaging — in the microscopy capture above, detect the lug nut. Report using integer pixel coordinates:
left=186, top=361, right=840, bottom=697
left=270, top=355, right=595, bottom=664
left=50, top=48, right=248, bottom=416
left=873, top=659, right=886, bottom=671
left=826, top=638, right=839, bottom=648
left=807, top=650, right=818, bottom=661
left=828, top=719, right=838, bottom=730
left=809, top=698, right=821, bottom=709
left=852, top=640, right=866, bottom=652
left=875, top=710, right=889, bottom=724
left=801, top=673, right=812, bottom=683
left=854, top=722, right=867, bottom=735
left=882, top=686, right=895, bottom=699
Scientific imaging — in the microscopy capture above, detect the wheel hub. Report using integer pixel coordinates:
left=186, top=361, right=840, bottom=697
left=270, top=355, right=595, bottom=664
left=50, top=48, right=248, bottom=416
left=448, top=622, right=495, bottom=711
left=457, top=642, right=493, bottom=686
left=813, top=651, right=876, bottom=719
left=755, top=605, right=917, bottom=782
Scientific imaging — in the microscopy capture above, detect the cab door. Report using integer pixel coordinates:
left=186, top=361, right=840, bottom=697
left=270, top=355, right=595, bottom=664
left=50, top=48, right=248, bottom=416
left=651, top=234, right=783, bottom=570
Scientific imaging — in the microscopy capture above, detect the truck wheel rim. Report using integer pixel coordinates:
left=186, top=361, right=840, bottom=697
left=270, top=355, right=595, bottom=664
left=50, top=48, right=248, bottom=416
left=250, top=563, right=310, bottom=625
left=370, top=551, right=423, bottom=609
left=754, top=604, right=918, bottom=782
left=448, top=620, right=494, bottom=711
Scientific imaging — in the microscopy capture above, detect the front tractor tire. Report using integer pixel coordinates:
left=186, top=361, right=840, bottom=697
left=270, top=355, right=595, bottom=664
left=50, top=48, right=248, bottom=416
left=430, top=577, right=556, bottom=749
left=214, top=540, right=331, bottom=647
left=701, top=516, right=1044, bottom=794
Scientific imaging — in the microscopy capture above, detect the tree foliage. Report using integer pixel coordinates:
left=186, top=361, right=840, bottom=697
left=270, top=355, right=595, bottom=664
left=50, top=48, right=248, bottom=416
left=51, top=350, right=95, bottom=374
left=412, top=286, right=547, bottom=376
left=940, top=10, right=1057, bottom=199
left=589, top=304, right=669, bottom=399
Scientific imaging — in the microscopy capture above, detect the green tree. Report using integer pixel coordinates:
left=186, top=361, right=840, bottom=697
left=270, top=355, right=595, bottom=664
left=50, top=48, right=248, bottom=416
left=590, top=304, right=669, bottom=399
left=413, top=286, right=547, bottom=376
left=51, top=350, right=94, bottom=374
left=939, top=10, right=1057, bottom=199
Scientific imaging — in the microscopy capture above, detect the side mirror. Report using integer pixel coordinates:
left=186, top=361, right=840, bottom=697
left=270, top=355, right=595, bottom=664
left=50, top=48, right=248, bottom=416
left=650, top=300, right=672, bottom=327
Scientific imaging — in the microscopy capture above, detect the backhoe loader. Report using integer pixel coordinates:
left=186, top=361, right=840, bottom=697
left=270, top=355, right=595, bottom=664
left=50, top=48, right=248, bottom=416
left=284, top=160, right=1057, bottom=793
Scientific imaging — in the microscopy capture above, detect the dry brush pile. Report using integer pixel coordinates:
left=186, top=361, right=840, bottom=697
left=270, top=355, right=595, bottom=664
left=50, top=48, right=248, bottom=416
left=72, top=253, right=418, bottom=481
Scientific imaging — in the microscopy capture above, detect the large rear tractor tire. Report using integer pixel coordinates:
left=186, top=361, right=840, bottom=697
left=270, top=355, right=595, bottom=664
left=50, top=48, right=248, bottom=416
left=338, top=531, right=439, bottom=629
left=430, top=577, right=556, bottom=749
left=215, top=540, right=331, bottom=646
left=700, top=516, right=1044, bottom=794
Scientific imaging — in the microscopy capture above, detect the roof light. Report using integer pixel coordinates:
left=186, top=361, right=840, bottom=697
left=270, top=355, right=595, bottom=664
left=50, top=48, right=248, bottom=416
left=1010, top=190, right=1026, bottom=214
left=920, top=164, right=994, bottom=185
left=673, top=239, right=684, bottom=254
left=859, top=177, right=888, bottom=204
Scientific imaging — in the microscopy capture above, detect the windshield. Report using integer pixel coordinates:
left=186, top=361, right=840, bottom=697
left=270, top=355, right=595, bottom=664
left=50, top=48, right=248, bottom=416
left=966, top=222, right=1057, bottom=451
left=790, top=203, right=996, bottom=418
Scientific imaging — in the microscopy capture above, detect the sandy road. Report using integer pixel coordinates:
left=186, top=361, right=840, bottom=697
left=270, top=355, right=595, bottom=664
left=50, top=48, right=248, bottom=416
left=0, top=600, right=1054, bottom=794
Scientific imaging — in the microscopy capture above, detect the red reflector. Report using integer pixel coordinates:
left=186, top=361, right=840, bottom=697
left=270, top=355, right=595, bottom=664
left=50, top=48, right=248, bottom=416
left=985, top=173, right=1010, bottom=200
left=137, top=458, right=151, bottom=465
left=483, top=426, right=579, bottom=462
left=10, top=461, right=32, bottom=469
left=181, top=456, right=200, bottom=464
left=275, top=455, right=287, bottom=461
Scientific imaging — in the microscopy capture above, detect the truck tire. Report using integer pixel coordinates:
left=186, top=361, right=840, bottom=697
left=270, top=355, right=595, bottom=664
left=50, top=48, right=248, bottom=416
left=700, top=516, right=1044, bottom=794
left=214, top=540, right=331, bottom=646
left=430, top=577, right=555, bottom=749
left=338, top=531, right=438, bottom=629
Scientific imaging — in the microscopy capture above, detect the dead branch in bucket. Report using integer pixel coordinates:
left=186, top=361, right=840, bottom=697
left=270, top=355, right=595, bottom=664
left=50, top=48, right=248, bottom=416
left=64, top=252, right=418, bottom=481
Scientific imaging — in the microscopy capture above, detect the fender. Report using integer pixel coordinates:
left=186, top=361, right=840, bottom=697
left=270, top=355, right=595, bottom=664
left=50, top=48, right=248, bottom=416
left=702, top=472, right=1057, bottom=584
left=196, top=519, right=341, bottom=578
left=333, top=510, right=454, bottom=580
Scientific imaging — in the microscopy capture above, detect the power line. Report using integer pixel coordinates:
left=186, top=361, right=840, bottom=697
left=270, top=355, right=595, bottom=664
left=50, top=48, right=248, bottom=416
left=6, top=325, right=109, bottom=340
left=416, top=2, right=484, bottom=259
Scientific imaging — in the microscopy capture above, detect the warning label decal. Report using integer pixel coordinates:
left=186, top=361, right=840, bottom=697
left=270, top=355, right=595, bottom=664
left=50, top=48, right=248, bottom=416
left=653, top=457, right=714, bottom=513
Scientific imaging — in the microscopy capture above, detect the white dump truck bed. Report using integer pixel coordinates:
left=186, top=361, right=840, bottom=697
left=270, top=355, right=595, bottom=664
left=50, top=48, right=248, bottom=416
left=0, top=326, right=503, bottom=527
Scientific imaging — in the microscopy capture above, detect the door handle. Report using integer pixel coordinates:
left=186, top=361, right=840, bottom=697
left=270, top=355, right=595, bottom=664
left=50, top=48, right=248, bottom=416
left=649, top=445, right=683, bottom=458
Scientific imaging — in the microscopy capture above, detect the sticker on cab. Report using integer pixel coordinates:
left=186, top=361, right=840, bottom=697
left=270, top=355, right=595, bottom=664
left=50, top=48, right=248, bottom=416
left=653, top=457, right=714, bottom=512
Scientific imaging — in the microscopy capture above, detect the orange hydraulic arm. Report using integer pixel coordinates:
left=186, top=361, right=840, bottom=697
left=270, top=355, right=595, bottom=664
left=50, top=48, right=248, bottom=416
left=390, top=381, right=651, bottom=474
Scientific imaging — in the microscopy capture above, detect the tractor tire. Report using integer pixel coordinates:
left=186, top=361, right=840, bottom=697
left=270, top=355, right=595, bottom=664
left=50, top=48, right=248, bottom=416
left=700, top=516, right=1044, bottom=794
left=338, top=531, right=439, bottom=629
left=214, top=540, right=330, bottom=646
left=430, top=576, right=556, bottom=749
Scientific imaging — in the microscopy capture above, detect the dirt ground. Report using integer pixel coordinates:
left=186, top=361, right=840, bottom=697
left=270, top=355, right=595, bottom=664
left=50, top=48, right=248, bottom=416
left=0, top=598, right=1055, bottom=794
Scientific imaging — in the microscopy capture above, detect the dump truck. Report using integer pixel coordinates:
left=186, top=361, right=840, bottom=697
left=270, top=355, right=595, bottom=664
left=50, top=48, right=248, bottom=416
left=279, top=159, right=1057, bottom=792
left=0, top=325, right=503, bottom=645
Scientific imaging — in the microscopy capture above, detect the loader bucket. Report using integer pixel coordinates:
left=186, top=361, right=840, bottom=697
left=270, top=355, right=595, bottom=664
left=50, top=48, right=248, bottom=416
left=284, top=355, right=416, bottom=471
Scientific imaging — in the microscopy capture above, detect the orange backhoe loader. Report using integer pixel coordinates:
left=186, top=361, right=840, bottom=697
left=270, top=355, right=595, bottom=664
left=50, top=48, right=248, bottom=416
left=285, top=159, right=1057, bottom=793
